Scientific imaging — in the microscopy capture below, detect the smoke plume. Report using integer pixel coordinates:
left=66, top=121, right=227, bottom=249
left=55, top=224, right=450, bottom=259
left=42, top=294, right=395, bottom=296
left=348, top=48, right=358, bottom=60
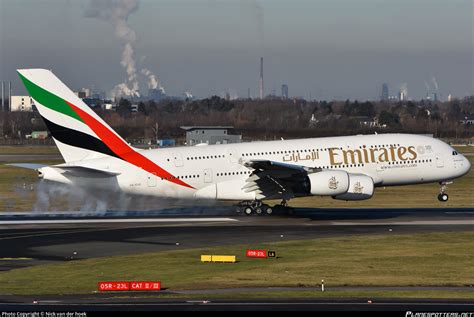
left=141, top=68, right=165, bottom=94
left=431, top=76, right=439, bottom=91
left=255, top=0, right=264, bottom=52
left=32, top=179, right=225, bottom=215
left=424, top=81, right=430, bottom=92
left=245, top=0, right=264, bottom=54
left=400, top=82, right=408, bottom=94
left=85, top=0, right=162, bottom=98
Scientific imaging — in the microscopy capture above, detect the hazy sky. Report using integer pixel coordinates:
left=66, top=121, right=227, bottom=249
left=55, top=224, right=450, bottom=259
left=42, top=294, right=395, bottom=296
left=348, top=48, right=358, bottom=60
left=0, top=0, right=472, bottom=100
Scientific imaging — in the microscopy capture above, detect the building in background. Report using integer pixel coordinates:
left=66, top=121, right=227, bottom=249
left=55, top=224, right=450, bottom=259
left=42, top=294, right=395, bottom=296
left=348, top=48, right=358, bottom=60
left=74, top=91, right=87, bottom=99
left=10, top=96, right=35, bottom=111
left=381, top=83, right=389, bottom=101
left=181, top=126, right=242, bottom=146
left=26, top=131, right=49, bottom=139
left=259, top=57, right=264, bottom=99
left=281, top=84, right=288, bottom=99
left=148, top=88, right=166, bottom=101
left=1, top=81, right=12, bottom=111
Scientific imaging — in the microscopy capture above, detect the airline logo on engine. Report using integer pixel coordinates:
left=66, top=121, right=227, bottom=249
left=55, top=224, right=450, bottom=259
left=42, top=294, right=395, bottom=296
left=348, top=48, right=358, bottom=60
left=328, top=176, right=339, bottom=190
left=329, top=145, right=417, bottom=166
left=353, top=181, right=363, bottom=194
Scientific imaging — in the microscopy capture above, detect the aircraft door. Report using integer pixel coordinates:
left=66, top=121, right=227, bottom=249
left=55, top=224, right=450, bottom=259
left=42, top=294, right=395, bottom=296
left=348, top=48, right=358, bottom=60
left=227, top=148, right=238, bottom=163
left=436, top=154, right=444, bottom=168
left=173, top=153, right=184, bottom=167
left=203, top=169, right=213, bottom=183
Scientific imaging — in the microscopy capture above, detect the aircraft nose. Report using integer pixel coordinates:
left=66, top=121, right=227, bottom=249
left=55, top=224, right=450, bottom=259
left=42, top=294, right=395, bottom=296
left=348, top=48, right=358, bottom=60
left=464, top=155, right=472, bottom=174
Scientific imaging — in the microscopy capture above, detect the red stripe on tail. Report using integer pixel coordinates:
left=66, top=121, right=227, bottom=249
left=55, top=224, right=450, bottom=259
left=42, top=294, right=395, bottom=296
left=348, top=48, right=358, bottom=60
left=66, top=101, right=194, bottom=189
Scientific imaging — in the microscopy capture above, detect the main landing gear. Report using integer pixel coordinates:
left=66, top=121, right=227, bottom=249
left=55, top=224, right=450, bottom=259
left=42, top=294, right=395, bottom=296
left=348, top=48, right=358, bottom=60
left=236, top=201, right=273, bottom=216
left=437, top=182, right=449, bottom=202
left=236, top=200, right=293, bottom=216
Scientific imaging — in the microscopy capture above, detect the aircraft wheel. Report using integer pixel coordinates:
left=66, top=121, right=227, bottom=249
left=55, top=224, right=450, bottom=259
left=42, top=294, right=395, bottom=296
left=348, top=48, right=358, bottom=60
left=438, top=193, right=449, bottom=202
left=244, top=206, right=253, bottom=215
left=265, top=207, right=273, bottom=215
left=255, top=207, right=263, bottom=215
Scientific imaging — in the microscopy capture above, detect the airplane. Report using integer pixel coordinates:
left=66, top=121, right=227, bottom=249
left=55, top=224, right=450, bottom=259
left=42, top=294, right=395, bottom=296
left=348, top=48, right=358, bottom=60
left=13, top=69, right=471, bottom=215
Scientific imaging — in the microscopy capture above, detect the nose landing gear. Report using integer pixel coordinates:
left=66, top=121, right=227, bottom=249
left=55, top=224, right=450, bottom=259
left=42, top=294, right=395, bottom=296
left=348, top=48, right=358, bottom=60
left=437, top=182, right=449, bottom=202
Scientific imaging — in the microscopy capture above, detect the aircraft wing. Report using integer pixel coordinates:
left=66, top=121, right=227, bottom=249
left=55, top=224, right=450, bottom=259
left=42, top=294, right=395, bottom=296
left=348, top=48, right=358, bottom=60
left=242, top=160, right=318, bottom=200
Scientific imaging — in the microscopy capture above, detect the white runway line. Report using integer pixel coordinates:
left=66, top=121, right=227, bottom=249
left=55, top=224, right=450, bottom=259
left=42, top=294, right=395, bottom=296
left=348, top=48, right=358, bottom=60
left=0, top=218, right=239, bottom=225
left=331, top=220, right=473, bottom=226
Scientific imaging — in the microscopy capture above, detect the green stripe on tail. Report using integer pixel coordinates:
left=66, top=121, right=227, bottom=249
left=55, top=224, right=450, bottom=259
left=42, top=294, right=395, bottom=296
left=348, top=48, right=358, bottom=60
left=18, top=71, right=84, bottom=123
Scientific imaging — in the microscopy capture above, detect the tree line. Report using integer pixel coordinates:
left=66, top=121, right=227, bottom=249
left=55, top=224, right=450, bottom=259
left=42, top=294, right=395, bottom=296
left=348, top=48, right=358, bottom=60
left=1, top=96, right=473, bottom=143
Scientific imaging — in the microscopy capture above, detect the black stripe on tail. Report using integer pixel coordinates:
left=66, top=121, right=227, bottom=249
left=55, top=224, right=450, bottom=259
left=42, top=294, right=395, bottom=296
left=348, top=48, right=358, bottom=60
left=41, top=116, right=120, bottom=159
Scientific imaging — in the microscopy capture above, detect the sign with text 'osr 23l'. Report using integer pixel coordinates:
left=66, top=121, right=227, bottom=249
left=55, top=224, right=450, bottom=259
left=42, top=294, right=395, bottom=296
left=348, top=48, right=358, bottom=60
left=98, top=281, right=130, bottom=291
left=246, top=250, right=267, bottom=258
left=98, top=281, right=161, bottom=291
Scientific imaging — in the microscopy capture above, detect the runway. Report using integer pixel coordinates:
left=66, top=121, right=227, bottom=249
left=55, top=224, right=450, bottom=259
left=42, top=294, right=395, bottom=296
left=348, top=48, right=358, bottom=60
left=0, top=207, right=472, bottom=311
left=0, top=207, right=472, bottom=271
left=1, top=297, right=473, bottom=312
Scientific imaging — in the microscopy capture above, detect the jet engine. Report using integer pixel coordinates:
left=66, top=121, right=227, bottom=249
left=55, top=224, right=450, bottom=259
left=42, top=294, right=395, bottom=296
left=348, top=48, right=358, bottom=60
left=306, top=170, right=349, bottom=196
left=333, top=174, right=374, bottom=201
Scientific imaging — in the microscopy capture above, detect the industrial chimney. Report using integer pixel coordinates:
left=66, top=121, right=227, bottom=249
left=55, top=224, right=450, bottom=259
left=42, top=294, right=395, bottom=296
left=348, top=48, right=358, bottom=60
left=1, top=82, right=4, bottom=111
left=259, top=57, right=264, bottom=99
left=8, top=82, right=12, bottom=112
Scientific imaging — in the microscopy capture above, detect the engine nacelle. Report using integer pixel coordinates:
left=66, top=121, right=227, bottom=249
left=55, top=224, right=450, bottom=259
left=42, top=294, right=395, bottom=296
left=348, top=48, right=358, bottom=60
left=307, top=170, right=349, bottom=196
left=334, top=174, right=374, bottom=201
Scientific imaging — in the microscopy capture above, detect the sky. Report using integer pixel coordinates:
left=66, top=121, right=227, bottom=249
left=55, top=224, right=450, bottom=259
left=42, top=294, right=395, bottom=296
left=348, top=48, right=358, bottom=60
left=0, top=0, right=472, bottom=100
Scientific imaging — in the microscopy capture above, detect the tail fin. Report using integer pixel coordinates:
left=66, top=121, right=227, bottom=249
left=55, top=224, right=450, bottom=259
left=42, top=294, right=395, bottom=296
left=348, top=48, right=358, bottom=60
left=17, top=69, right=131, bottom=163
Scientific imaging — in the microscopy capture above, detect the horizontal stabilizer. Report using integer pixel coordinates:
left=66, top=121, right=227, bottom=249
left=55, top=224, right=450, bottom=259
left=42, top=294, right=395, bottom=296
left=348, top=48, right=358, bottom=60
left=6, top=163, right=47, bottom=170
left=54, top=166, right=121, bottom=178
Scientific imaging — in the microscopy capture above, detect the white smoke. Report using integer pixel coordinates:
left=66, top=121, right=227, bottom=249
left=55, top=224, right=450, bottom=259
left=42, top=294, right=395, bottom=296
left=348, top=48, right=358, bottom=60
left=251, top=0, right=264, bottom=54
left=400, top=83, right=408, bottom=95
left=431, top=76, right=439, bottom=91
left=85, top=0, right=163, bottom=99
left=424, top=81, right=430, bottom=92
left=32, top=180, right=225, bottom=214
left=34, top=180, right=109, bottom=213
left=141, top=68, right=165, bottom=94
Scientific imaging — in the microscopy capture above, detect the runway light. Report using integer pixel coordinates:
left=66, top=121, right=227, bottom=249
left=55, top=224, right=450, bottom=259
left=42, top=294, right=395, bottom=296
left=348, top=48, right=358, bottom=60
left=389, top=228, right=393, bottom=232
left=368, top=300, right=372, bottom=304
left=280, top=235, right=284, bottom=238
left=176, top=242, right=180, bottom=246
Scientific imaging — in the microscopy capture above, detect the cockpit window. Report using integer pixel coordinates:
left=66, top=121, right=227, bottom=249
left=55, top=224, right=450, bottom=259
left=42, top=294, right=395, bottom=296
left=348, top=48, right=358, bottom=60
left=452, top=151, right=458, bottom=156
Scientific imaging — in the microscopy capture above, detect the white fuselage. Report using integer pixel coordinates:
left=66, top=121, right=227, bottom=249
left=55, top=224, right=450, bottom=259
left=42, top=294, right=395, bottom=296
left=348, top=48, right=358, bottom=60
left=40, top=133, right=471, bottom=201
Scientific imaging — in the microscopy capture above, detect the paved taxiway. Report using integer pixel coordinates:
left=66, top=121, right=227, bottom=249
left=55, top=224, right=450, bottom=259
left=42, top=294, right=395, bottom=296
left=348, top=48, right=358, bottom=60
left=0, top=207, right=472, bottom=271
left=0, top=154, right=62, bottom=162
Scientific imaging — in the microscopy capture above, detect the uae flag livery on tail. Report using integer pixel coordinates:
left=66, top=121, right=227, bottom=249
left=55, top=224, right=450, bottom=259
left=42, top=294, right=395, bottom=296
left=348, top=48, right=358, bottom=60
left=17, top=69, right=192, bottom=189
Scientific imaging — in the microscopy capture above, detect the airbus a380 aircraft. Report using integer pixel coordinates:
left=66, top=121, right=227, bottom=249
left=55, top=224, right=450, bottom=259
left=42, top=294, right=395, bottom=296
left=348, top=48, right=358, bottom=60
left=15, top=69, right=471, bottom=215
